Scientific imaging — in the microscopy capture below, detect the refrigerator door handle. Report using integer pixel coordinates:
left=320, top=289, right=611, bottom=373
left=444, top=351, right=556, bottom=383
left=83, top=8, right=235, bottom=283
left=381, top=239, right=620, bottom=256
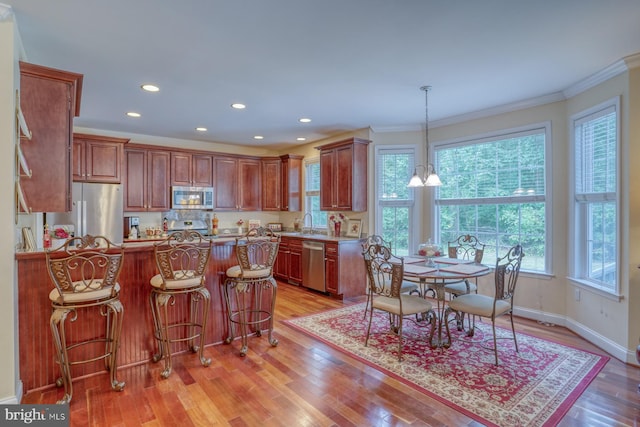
left=81, top=201, right=87, bottom=236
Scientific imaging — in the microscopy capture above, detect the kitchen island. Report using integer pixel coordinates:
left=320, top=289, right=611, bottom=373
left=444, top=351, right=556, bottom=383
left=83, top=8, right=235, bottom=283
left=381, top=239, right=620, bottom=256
left=15, top=233, right=366, bottom=394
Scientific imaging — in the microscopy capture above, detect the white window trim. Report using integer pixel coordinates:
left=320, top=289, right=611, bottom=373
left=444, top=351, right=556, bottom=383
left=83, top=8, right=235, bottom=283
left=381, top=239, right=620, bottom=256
left=374, top=144, right=420, bottom=250
left=433, top=121, right=553, bottom=275
left=568, top=96, right=621, bottom=296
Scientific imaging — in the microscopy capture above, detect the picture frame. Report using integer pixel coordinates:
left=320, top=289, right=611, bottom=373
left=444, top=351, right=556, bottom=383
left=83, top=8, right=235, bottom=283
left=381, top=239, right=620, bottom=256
left=248, top=219, right=261, bottom=230
left=345, top=219, right=362, bottom=238
left=267, top=222, right=283, bottom=232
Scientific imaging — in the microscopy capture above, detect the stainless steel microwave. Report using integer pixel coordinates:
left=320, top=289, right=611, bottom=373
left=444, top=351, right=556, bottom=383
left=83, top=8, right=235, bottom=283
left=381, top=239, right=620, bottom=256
left=171, top=186, right=214, bottom=210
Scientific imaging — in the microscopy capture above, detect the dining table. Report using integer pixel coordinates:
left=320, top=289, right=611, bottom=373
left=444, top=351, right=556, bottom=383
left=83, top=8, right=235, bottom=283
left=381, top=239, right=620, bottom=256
left=402, top=256, right=491, bottom=348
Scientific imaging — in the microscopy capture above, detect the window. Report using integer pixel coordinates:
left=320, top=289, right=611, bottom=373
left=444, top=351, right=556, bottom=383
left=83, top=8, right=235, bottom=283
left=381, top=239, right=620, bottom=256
left=375, top=146, right=416, bottom=256
left=435, top=125, right=549, bottom=272
left=571, top=99, right=618, bottom=293
left=305, top=159, right=327, bottom=229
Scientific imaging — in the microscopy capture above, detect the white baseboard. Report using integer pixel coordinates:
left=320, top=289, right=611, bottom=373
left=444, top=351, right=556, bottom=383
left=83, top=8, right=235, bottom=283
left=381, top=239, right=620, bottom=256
left=0, top=380, right=22, bottom=404
left=514, top=306, right=637, bottom=364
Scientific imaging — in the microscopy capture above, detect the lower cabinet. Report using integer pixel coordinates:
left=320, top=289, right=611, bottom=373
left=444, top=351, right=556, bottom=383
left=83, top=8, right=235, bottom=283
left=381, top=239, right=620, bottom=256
left=274, top=238, right=290, bottom=280
left=324, top=240, right=366, bottom=298
left=288, top=240, right=303, bottom=284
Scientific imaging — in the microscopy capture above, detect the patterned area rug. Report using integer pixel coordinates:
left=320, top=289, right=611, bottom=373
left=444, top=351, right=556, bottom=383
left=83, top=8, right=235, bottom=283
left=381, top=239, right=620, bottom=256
left=283, top=303, right=609, bottom=427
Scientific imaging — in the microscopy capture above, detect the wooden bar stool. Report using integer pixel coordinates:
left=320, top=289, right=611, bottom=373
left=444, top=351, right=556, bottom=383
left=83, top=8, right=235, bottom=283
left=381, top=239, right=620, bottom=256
left=223, top=228, right=280, bottom=356
left=46, top=235, right=125, bottom=404
left=149, top=230, right=212, bottom=378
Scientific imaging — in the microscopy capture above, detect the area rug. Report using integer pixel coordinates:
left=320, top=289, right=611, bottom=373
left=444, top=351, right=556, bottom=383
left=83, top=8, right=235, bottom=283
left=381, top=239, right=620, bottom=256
left=283, top=303, right=609, bottom=427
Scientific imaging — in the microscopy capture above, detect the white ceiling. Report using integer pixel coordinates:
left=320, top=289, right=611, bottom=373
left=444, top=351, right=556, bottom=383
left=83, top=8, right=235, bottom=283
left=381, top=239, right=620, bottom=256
left=5, top=0, right=640, bottom=150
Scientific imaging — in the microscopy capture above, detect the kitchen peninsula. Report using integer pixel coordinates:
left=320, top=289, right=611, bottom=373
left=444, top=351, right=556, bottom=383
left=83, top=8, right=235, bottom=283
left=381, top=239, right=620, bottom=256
left=15, top=232, right=365, bottom=394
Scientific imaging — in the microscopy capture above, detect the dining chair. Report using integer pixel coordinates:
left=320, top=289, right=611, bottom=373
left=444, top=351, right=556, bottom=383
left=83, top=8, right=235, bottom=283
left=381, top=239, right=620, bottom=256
left=223, top=227, right=280, bottom=356
left=361, top=235, right=418, bottom=319
left=444, top=244, right=525, bottom=365
left=46, top=234, right=125, bottom=404
left=363, top=241, right=436, bottom=361
left=149, top=230, right=212, bottom=378
left=444, top=234, right=486, bottom=298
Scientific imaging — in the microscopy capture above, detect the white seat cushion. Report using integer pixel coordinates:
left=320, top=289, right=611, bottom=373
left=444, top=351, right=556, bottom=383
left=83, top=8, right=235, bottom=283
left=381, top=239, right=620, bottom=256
left=372, top=294, right=432, bottom=316
left=150, top=270, right=203, bottom=289
left=225, top=265, right=272, bottom=279
left=444, top=281, right=477, bottom=295
left=49, top=282, right=120, bottom=304
left=447, top=293, right=511, bottom=318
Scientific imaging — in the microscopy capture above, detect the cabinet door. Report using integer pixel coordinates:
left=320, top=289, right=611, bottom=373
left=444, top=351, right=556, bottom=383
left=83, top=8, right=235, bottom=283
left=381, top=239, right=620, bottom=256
left=171, top=152, right=192, bottom=186
left=319, top=150, right=336, bottom=210
left=85, top=140, right=122, bottom=183
left=238, top=158, right=261, bottom=211
left=19, top=63, right=82, bottom=213
left=72, top=138, right=85, bottom=182
left=281, top=154, right=303, bottom=212
left=335, top=145, right=354, bottom=210
left=325, top=243, right=339, bottom=294
left=124, top=149, right=147, bottom=211
left=192, top=154, right=213, bottom=187
left=274, top=239, right=290, bottom=280
left=213, top=157, right=238, bottom=210
left=262, top=158, right=281, bottom=211
left=288, top=241, right=303, bottom=284
left=147, top=151, right=171, bottom=211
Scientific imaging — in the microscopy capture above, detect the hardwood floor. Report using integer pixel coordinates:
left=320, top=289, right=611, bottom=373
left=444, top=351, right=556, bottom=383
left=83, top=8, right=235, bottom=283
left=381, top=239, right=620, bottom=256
left=22, top=281, right=640, bottom=426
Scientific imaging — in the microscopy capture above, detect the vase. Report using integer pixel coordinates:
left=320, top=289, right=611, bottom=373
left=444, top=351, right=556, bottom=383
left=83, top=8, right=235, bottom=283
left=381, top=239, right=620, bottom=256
left=334, top=222, right=341, bottom=237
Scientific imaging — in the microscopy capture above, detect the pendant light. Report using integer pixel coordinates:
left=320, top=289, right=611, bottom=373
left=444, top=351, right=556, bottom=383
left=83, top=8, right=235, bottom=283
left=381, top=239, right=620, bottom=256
left=407, top=85, right=442, bottom=187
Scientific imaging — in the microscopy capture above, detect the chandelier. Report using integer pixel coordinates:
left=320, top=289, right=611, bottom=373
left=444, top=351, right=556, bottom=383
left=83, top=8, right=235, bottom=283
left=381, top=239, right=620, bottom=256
left=407, top=85, right=442, bottom=187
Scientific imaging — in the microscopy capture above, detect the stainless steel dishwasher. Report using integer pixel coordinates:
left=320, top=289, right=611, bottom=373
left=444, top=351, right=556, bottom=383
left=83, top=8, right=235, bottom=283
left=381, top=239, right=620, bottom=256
left=302, top=241, right=326, bottom=292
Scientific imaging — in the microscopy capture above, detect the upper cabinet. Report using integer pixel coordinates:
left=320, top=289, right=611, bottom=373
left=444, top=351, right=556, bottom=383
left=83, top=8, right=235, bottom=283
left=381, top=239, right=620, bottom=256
left=18, top=62, right=83, bottom=213
left=280, top=154, right=303, bottom=212
left=73, top=133, right=128, bottom=183
left=317, top=138, right=370, bottom=212
left=213, top=156, right=261, bottom=211
left=123, top=147, right=170, bottom=212
left=170, top=152, right=213, bottom=187
left=261, top=154, right=303, bottom=211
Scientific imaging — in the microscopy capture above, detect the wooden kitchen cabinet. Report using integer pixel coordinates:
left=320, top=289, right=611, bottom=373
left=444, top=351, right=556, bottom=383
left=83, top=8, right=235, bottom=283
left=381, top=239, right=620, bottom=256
left=73, top=133, right=128, bottom=183
left=274, top=237, right=290, bottom=280
left=213, top=156, right=261, bottom=211
left=324, top=239, right=367, bottom=298
left=317, top=137, right=370, bottom=212
left=288, top=239, right=303, bottom=284
left=18, top=62, right=83, bottom=213
left=171, top=152, right=213, bottom=187
left=261, top=157, right=281, bottom=211
left=124, top=147, right=170, bottom=211
left=280, top=154, right=303, bottom=211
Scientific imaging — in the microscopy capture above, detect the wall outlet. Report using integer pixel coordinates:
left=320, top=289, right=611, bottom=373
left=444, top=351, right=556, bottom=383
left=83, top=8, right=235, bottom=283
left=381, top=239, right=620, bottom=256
left=574, top=288, right=581, bottom=301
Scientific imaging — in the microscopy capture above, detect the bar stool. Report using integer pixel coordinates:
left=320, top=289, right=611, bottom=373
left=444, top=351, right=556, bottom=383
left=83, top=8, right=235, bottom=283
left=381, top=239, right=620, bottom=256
left=149, top=230, right=212, bottom=379
left=46, top=235, right=125, bottom=404
left=223, top=227, right=280, bottom=356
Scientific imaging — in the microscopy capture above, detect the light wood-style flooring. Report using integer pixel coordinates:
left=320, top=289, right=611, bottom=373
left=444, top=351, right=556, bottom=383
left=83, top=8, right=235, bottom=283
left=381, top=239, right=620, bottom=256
left=21, top=281, right=640, bottom=426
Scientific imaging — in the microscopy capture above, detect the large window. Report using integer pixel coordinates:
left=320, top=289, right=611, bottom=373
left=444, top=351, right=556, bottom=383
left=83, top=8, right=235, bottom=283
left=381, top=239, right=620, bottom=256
left=571, top=99, right=618, bottom=293
left=375, top=146, right=416, bottom=256
left=435, top=125, right=548, bottom=272
left=304, top=159, right=327, bottom=229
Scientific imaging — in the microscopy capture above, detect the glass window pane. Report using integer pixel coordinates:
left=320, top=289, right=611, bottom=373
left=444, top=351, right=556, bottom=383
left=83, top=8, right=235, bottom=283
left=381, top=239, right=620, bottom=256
left=381, top=206, right=410, bottom=256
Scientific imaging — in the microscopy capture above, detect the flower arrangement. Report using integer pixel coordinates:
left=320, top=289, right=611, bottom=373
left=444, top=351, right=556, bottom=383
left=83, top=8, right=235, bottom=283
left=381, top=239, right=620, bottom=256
left=52, top=227, right=70, bottom=239
left=328, top=212, right=347, bottom=225
left=236, top=219, right=244, bottom=227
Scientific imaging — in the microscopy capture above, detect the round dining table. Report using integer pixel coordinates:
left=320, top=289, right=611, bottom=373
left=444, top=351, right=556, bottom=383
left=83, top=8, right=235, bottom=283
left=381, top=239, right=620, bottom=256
left=402, top=257, right=492, bottom=348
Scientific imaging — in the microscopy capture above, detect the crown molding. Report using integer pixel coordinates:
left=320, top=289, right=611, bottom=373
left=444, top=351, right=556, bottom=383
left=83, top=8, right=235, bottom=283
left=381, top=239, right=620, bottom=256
left=0, top=3, right=13, bottom=21
left=563, top=57, right=630, bottom=98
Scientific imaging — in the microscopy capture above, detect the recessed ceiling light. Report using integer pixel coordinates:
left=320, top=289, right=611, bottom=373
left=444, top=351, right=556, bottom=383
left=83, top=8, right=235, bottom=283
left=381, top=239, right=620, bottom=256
left=195, top=127, right=207, bottom=132
left=299, top=118, right=311, bottom=123
left=253, top=135, right=264, bottom=140
left=231, top=103, right=246, bottom=109
left=126, top=112, right=141, bottom=118
left=141, top=84, right=159, bottom=92
left=296, top=137, right=306, bottom=141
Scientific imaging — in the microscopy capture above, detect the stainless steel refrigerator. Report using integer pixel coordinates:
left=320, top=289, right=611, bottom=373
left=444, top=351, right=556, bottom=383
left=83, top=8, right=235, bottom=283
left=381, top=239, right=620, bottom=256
left=47, top=182, right=124, bottom=244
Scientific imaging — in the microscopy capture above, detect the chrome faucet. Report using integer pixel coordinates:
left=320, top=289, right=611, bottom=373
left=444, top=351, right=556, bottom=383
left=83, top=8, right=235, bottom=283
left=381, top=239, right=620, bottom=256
left=302, top=212, right=314, bottom=234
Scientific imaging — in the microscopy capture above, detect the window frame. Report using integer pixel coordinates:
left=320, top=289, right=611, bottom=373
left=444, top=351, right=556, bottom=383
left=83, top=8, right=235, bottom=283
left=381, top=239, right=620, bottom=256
left=304, top=157, right=327, bottom=230
left=374, top=145, right=419, bottom=256
left=569, top=97, right=621, bottom=296
left=433, top=122, right=552, bottom=275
